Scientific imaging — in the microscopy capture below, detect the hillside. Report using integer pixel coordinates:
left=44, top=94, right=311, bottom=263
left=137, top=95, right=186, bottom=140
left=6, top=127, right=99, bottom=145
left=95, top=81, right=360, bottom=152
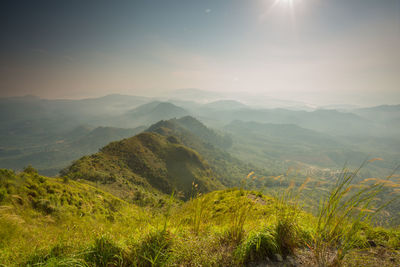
left=146, top=117, right=271, bottom=186
left=0, top=125, right=145, bottom=175
left=110, top=101, right=190, bottom=128
left=61, top=132, right=223, bottom=201
left=0, top=167, right=137, bottom=265
left=201, top=100, right=248, bottom=111
left=2, top=169, right=400, bottom=266
left=222, top=120, right=399, bottom=177
left=224, top=120, right=344, bottom=168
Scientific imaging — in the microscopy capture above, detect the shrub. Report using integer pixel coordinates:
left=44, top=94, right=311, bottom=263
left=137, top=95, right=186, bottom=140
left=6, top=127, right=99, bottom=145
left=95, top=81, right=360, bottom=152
left=85, top=236, right=124, bottom=267
left=235, top=229, right=278, bottom=264
left=23, top=165, right=38, bottom=175
left=275, top=216, right=299, bottom=256
left=33, top=199, right=57, bottom=214
left=388, top=231, right=400, bottom=249
left=0, top=187, right=7, bottom=202
left=134, top=230, right=173, bottom=267
left=24, top=243, right=79, bottom=266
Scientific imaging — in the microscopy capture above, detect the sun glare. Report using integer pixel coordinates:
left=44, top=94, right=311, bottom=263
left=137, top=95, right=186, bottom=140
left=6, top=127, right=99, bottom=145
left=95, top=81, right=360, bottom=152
left=276, top=0, right=296, bottom=7
left=263, top=0, right=300, bottom=22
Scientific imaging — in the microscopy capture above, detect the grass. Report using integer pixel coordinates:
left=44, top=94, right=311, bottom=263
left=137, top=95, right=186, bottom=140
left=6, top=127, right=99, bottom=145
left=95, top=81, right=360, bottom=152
left=1, top=166, right=400, bottom=266
left=311, top=164, right=399, bottom=266
left=234, top=228, right=278, bottom=264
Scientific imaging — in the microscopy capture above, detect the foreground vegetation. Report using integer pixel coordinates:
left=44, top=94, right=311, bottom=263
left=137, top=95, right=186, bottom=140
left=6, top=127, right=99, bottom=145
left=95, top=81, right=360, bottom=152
left=1, top=167, right=400, bottom=266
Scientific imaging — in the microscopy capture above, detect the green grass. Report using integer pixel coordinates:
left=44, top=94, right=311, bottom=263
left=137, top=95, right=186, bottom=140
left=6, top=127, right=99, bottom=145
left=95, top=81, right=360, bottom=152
left=311, top=164, right=399, bottom=266
left=1, top=167, right=400, bottom=266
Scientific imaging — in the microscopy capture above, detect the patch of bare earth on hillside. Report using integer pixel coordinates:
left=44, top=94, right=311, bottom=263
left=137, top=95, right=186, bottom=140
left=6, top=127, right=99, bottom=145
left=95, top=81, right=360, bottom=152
left=247, top=193, right=268, bottom=205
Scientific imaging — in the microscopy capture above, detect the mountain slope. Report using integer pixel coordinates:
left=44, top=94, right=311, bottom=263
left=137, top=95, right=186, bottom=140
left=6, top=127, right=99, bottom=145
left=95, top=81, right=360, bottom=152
left=62, top=132, right=223, bottom=200
left=225, top=120, right=339, bottom=147
left=111, top=101, right=190, bottom=128
left=0, top=125, right=145, bottom=175
left=201, top=100, right=247, bottom=110
left=146, top=117, right=271, bottom=186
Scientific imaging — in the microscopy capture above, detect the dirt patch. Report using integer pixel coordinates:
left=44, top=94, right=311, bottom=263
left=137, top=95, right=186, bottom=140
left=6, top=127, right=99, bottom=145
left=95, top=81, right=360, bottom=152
left=247, top=194, right=268, bottom=205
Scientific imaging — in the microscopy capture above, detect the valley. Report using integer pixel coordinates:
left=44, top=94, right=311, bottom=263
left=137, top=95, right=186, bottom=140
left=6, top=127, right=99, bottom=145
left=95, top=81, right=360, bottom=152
left=0, top=92, right=399, bottom=266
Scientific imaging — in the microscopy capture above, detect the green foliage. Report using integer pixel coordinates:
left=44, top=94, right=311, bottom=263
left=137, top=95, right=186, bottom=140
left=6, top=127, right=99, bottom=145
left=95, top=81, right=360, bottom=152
left=24, top=243, right=88, bottom=267
left=189, top=182, right=209, bottom=234
left=0, top=188, right=7, bottom=203
left=85, top=236, right=124, bottom=267
left=235, top=229, right=278, bottom=264
left=134, top=230, right=173, bottom=267
left=1, top=166, right=400, bottom=267
left=62, top=132, right=223, bottom=202
left=229, top=200, right=250, bottom=244
left=271, top=183, right=303, bottom=256
left=311, top=165, right=394, bottom=266
left=147, top=118, right=260, bottom=188
left=23, top=165, right=38, bottom=175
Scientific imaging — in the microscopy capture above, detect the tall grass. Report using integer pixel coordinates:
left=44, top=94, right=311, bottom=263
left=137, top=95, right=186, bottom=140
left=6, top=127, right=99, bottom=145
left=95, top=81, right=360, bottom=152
left=162, top=191, right=175, bottom=233
left=189, top=182, right=208, bottom=235
left=312, top=164, right=397, bottom=266
left=273, top=181, right=302, bottom=256
left=230, top=199, right=251, bottom=244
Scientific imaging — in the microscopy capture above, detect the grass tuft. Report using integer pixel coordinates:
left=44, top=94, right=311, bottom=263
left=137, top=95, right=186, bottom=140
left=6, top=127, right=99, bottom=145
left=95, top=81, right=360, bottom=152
left=235, top=228, right=278, bottom=264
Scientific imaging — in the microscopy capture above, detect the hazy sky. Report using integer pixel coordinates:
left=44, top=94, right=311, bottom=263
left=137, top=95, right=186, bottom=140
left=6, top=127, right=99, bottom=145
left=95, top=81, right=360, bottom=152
left=0, top=0, right=399, bottom=105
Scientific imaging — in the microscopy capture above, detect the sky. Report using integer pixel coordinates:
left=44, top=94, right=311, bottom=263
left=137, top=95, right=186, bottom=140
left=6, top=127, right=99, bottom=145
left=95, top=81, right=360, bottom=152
left=0, top=0, right=399, bottom=106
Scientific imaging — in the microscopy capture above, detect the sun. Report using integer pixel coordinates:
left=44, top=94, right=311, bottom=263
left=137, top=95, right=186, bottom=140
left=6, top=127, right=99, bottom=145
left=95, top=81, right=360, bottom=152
left=276, top=0, right=296, bottom=7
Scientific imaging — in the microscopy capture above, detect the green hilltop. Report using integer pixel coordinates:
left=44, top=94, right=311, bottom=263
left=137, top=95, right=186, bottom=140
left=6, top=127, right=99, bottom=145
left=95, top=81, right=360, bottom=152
left=61, top=131, right=223, bottom=202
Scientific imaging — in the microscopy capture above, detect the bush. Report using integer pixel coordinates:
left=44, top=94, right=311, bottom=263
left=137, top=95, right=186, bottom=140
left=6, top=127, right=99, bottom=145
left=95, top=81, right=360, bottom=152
left=24, top=243, right=81, bottom=266
left=388, top=231, right=400, bottom=249
left=134, top=230, right=173, bottom=267
left=23, top=165, right=38, bottom=175
left=85, top=236, right=124, bottom=267
left=235, top=229, right=278, bottom=264
left=33, top=199, right=57, bottom=214
left=0, top=187, right=7, bottom=202
left=275, top=217, right=299, bottom=256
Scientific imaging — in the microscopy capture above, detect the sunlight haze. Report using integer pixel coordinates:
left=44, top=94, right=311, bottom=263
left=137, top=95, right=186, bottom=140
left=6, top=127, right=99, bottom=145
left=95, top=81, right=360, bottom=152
left=0, top=0, right=399, bottom=106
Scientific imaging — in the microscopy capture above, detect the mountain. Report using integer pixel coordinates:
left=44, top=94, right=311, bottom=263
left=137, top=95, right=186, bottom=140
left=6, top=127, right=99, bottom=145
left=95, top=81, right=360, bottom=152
left=225, top=120, right=339, bottom=147
left=110, top=101, right=190, bottom=128
left=195, top=107, right=377, bottom=136
left=0, top=125, right=144, bottom=175
left=165, top=88, right=223, bottom=103
left=146, top=116, right=269, bottom=186
left=223, top=120, right=399, bottom=174
left=68, top=126, right=146, bottom=153
left=0, top=94, right=152, bottom=149
left=354, top=105, right=400, bottom=135
left=224, top=120, right=345, bottom=167
left=61, top=132, right=223, bottom=201
left=201, top=100, right=248, bottom=111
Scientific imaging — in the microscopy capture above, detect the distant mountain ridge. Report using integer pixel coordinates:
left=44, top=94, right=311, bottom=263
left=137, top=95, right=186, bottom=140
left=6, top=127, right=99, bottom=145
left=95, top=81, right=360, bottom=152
left=0, top=125, right=144, bottom=175
left=109, top=101, right=190, bottom=128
